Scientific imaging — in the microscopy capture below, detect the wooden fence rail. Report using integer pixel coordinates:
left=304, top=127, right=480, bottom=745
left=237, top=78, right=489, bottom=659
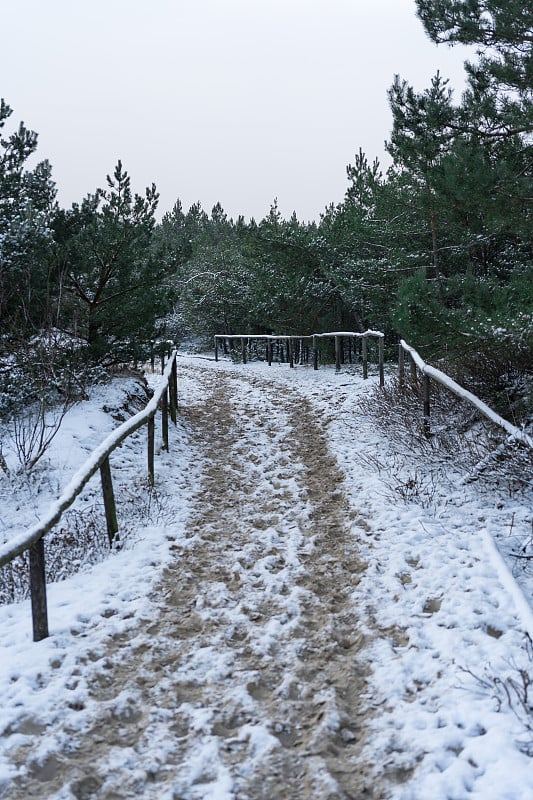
left=214, top=330, right=385, bottom=386
left=7, top=338, right=529, bottom=645
left=399, top=340, right=533, bottom=449
left=0, top=351, right=179, bottom=642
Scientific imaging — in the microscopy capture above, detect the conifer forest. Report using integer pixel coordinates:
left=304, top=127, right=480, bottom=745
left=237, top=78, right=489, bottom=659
left=1, top=1, right=532, bottom=425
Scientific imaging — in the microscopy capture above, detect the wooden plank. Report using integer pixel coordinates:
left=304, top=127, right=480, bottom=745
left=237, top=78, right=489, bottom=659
left=162, top=390, right=169, bottom=451
left=100, top=457, right=119, bottom=547
left=170, top=357, right=178, bottom=422
left=410, top=352, right=417, bottom=385
left=379, top=337, right=385, bottom=387
left=423, top=374, right=431, bottom=438
left=335, top=336, right=341, bottom=373
left=29, top=538, right=49, bottom=641
left=148, top=414, right=155, bottom=485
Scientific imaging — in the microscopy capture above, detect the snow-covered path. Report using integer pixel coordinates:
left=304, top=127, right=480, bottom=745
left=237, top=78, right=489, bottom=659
left=1, top=356, right=532, bottom=799
left=2, top=365, right=382, bottom=799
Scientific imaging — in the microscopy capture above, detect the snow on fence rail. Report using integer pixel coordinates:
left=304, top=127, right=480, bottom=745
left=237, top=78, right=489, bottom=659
left=399, top=340, right=533, bottom=449
left=214, top=330, right=385, bottom=385
left=0, top=351, right=179, bottom=642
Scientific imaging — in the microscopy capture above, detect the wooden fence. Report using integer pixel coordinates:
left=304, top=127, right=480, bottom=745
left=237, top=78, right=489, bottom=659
left=0, top=351, right=179, bottom=642
left=214, top=330, right=385, bottom=386
left=4, top=338, right=530, bottom=644
left=399, top=340, right=533, bottom=449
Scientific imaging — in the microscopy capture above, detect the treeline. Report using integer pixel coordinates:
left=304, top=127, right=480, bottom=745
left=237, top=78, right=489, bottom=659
left=1, top=1, right=532, bottom=416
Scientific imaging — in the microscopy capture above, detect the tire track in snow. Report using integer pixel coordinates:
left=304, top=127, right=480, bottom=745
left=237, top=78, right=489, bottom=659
left=4, top=364, right=385, bottom=799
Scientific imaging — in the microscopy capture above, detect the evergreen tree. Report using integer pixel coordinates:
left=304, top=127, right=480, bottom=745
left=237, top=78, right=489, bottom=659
left=0, top=100, right=56, bottom=338
left=53, top=161, right=166, bottom=362
left=416, top=0, right=533, bottom=139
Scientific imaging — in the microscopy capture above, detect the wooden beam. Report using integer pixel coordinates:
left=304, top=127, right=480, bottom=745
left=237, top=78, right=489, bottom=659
left=29, top=539, right=49, bottom=641
left=100, top=457, right=119, bottom=547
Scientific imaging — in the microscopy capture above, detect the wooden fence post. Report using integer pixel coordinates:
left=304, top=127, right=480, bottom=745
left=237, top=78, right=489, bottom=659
left=100, top=457, right=119, bottom=546
left=241, top=337, right=247, bottom=364
left=362, top=336, right=368, bottom=379
left=160, top=352, right=165, bottom=375
left=313, top=337, right=319, bottom=370
left=410, top=352, right=417, bottom=385
left=267, top=340, right=272, bottom=366
left=150, top=340, right=155, bottom=373
left=214, top=336, right=219, bottom=362
left=423, top=373, right=431, bottom=438
left=289, top=338, right=294, bottom=368
left=29, top=539, right=49, bottom=642
left=170, top=357, right=178, bottom=422
left=148, top=414, right=155, bottom=485
left=399, top=343, right=405, bottom=388
left=335, top=336, right=341, bottom=373
left=379, top=337, right=384, bottom=387
left=162, top=390, right=169, bottom=451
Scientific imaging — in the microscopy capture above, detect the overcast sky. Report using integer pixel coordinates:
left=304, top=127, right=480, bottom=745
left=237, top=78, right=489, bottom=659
left=1, top=0, right=471, bottom=222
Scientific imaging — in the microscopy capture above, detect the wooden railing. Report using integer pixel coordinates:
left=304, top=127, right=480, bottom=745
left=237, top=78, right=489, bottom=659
left=0, top=351, right=178, bottom=642
left=399, top=340, right=533, bottom=449
left=214, top=330, right=385, bottom=386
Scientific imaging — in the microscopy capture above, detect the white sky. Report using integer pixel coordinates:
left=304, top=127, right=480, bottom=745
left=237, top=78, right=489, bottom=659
left=1, top=0, right=471, bottom=222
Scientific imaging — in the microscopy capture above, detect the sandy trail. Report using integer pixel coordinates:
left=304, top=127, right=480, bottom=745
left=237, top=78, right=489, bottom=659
left=5, top=365, right=385, bottom=800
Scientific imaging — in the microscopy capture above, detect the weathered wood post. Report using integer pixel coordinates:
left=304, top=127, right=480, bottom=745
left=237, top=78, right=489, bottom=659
left=241, top=337, right=247, bottom=364
left=399, top=343, right=405, bottom=388
left=289, top=338, right=294, bottom=368
left=423, top=373, right=431, bottom=438
left=214, top=336, right=219, bottom=362
left=29, top=539, right=49, bottom=642
left=150, top=339, right=155, bottom=373
left=162, top=390, right=169, bottom=451
left=100, top=456, right=119, bottom=546
left=362, top=336, right=368, bottom=379
left=148, top=414, right=155, bottom=485
left=160, top=351, right=165, bottom=375
left=335, top=336, right=341, bottom=373
left=170, top=356, right=178, bottom=421
left=313, top=336, right=319, bottom=371
left=267, top=340, right=272, bottom=366
left=379, top=337, right=385, bottom=387
left=410, top=353, right=417, bottom=385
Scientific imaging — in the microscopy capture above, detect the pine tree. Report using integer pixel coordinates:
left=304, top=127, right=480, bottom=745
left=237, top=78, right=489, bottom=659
left=54, top=161, right=166, bottom=362
left=0, top=99, right=56, bottom=337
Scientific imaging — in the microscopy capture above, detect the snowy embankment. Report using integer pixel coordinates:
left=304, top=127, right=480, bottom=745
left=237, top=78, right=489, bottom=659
left=0, top=355, right=532, bottom=799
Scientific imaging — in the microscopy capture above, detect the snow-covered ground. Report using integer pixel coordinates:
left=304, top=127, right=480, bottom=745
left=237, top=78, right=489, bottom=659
left=0, top=354, right=532, bottom=799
